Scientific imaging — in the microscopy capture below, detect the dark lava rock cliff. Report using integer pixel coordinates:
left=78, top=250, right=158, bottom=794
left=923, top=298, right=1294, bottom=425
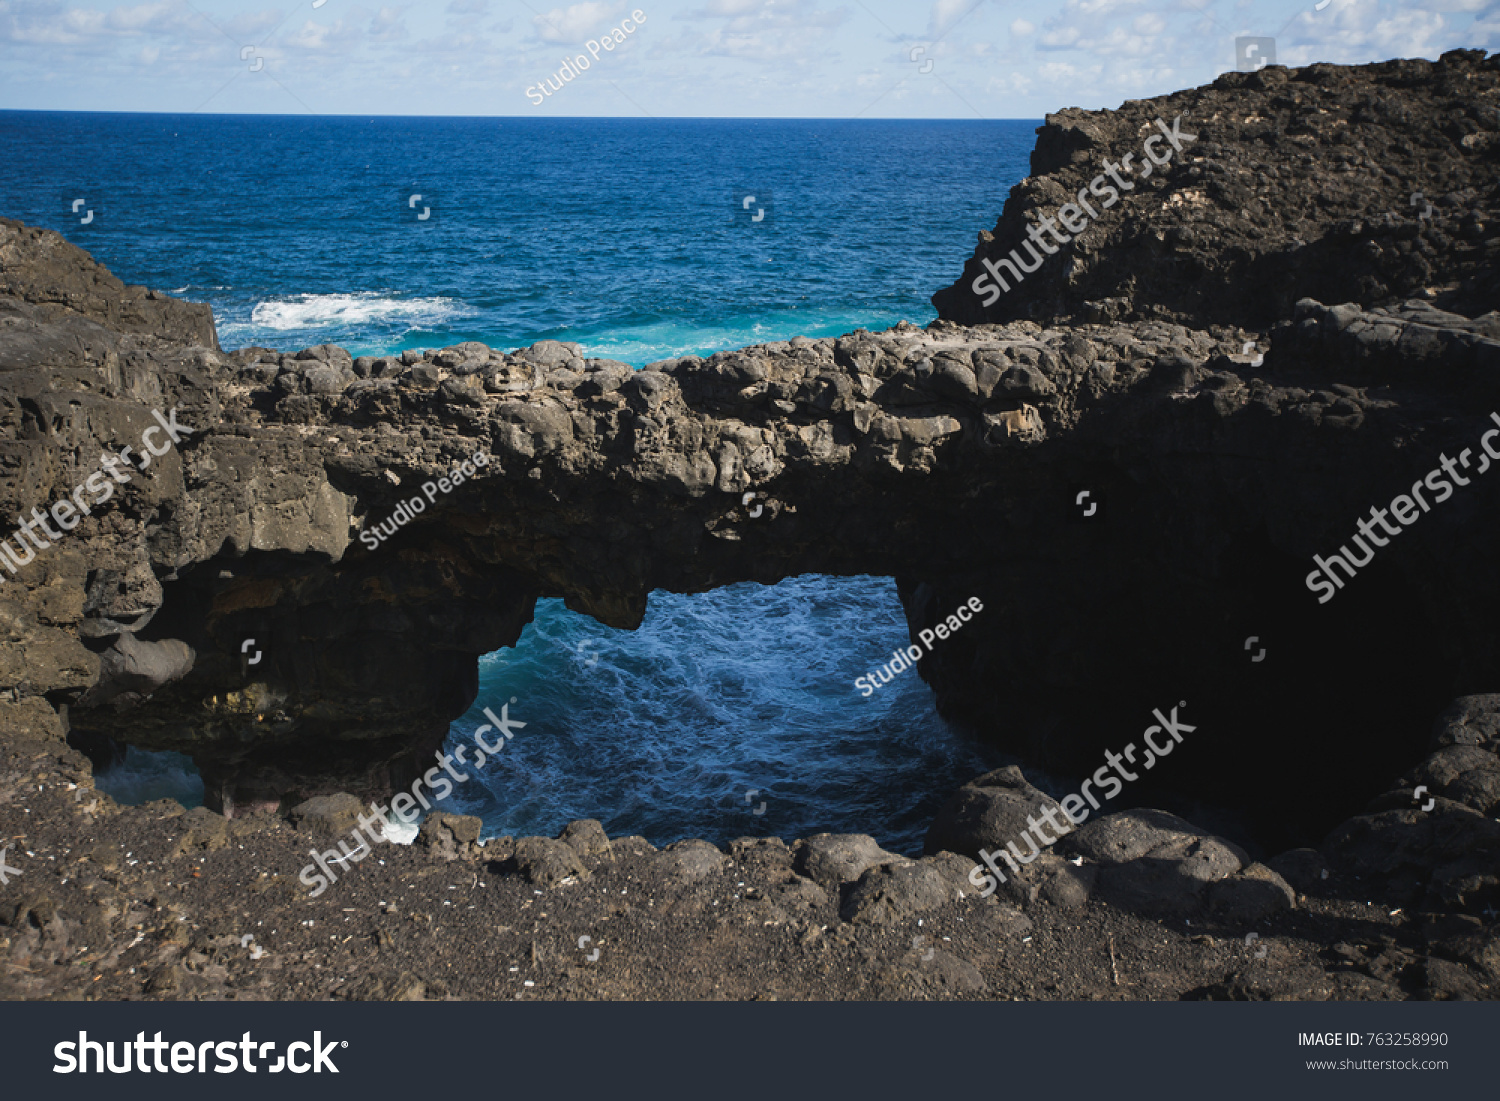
left=0, top=62, right=1498, bottom=841
left=2, top=53, right=1499, bottom=1003
left=932, top=49, right=1498, bottom=329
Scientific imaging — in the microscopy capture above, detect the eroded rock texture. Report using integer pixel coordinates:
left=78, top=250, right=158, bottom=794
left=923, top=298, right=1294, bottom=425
left=0, top=54, right=1497, bottom=850
left=932, top=50, right=1499, bottom=329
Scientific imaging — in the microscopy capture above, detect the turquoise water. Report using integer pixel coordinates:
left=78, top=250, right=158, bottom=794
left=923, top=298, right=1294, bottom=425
left=7, top=112, right=1036, bottom=849
left=0, top=112, right=1034, bottom=363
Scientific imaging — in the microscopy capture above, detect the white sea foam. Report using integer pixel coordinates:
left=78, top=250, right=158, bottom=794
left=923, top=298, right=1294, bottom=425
left=382, top=815, right=419, bottom=846
left=247, top=292, right=467, bottom=332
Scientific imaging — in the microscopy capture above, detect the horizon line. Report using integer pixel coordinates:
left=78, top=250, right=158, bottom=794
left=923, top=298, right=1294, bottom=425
left=0, top=107, right=1043, bottom=122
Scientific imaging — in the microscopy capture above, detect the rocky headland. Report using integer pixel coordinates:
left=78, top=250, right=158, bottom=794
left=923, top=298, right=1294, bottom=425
left=1, top=50, right=1497, bottom=1001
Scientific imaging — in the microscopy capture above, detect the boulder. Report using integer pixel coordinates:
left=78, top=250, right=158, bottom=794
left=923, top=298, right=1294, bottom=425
left=559, top=818, right=613, bottom=857
left=1060, top=809, right=1248, bottom=916
left=794, top=833, right=904, bottom=892
left=840, top=860, right=953, bottom=924
left=505, top=837, right=589, bottom=887
left=1265, top=848, right=1329, bottom=894
left=171, top=805, right=229, bottom=855
left=418, top=812, right=483, bottom=861
left=286, top=794, right=367, bottom=838
left=654, top=840, right=727, bottom=882
left=514, top=340, right=582, bottom=367
left=925, top=766, right=1068, bottom=860
left=1207, top=863, right=1297, bottom=922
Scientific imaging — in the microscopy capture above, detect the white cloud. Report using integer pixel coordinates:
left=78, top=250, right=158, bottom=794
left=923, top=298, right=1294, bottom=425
left=0, top=0, right=192, bottom=46
left=1069, top=0, right=1143, bottom=18
left=682, top=0, right=768, bottom=14
left=532, top=2, right=624, bottom=43
left=1037, top=58, right=1091, bottom=81
left=0, top=0, right=1493, bottom=118
left=985, top=69, right=1034, bottom=97
left=1369, top=10, right=1450, bottom=52
left=667, top=0, right=848, bottom=62
left=929, top=0, right=980, bottom=38
left=1471, top=0, right=1500, bottom=45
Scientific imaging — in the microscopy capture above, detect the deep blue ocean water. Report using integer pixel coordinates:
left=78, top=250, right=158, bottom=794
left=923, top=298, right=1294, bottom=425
left=3, top=111, right=1037, bottom=852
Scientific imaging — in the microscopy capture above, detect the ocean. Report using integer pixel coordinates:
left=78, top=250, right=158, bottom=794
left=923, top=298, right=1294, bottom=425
left=2, top=110, right=1039, bottom=853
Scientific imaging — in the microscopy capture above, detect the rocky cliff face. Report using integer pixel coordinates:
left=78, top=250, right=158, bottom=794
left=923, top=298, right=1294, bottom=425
left=3, top=55, right=1500, bottom=1004
left=0, top=56, right=1497, bottom=852
left=0, top=219, right=217, bottom=349
left=931, top=49, right=1498, bottom=329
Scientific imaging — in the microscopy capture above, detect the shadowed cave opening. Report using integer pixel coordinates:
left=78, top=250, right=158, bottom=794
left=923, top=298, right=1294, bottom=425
left=1184, top=531, right=1454, bottom=853
left=88, top=574, right=1012, bottom=854
left=87, top=539, right=1454, bottom=861
left=926, top=526, right=1456, bottom=859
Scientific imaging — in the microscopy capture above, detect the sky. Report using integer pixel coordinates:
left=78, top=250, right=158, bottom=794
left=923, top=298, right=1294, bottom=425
left=0, top=0, right=1493, bottom=118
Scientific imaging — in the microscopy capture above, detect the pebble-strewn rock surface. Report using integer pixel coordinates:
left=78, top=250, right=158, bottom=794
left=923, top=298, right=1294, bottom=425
left=2, top=52, right=1498, bottom=1001
left=1, top=693, right=1496, bottom=1001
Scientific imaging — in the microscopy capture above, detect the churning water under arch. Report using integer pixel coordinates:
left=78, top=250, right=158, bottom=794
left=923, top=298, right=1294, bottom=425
left=431, top=575, right=1006, bottom=854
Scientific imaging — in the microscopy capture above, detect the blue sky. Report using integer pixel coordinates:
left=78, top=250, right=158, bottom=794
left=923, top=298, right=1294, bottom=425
left=0, top=0, right=1493, bottom=118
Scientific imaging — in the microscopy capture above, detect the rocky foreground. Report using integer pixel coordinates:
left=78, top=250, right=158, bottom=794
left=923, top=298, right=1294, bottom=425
left=2, top=51, right=1499, bottom=999
left=1, top=691, right=1497, bottom=1000
left=1, top=332, right=1495, bottom=1003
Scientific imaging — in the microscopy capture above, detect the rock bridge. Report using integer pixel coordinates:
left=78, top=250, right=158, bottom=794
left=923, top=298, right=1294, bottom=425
left=3, top=52, right=1498, bottom=847
left=1, top=232, right=1491, bottom=849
